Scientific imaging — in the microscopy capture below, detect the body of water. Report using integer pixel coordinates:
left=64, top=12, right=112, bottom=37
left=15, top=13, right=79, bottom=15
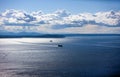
left=0, top=36, right=120, bottom=77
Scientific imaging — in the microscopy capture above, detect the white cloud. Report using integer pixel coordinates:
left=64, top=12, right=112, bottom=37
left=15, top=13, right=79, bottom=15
left=0, top=9, right=120, bottom=34
left=94, top=11, right=120, bottom=26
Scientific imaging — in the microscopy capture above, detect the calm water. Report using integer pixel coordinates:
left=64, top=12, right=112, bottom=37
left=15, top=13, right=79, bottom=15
left=0, top=36, right=120, bottom=77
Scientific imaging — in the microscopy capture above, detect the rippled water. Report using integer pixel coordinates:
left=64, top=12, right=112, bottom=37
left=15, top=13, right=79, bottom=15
left=0, top=36, right=120, bottom=77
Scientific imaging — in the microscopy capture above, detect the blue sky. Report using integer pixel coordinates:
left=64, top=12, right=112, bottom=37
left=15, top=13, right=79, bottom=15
left=0, top=0, right=120, bottom=14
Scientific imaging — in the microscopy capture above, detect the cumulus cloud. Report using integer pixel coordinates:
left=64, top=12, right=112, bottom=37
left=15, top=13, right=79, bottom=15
left=0, top=9, right=120, bottom=34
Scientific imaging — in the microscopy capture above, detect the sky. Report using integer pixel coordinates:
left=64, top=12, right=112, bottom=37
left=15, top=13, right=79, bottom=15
left=0, top=0, right=120, bottom=14
left=0, top=0, right=120, bottom=34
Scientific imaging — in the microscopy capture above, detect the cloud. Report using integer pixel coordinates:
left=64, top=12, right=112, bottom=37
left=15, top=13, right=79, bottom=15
left=0, top=9, right=120, bottom=34
left=0, top=9, right=36, bottom=26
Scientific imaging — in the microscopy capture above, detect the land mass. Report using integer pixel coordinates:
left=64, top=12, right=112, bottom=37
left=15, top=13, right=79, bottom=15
left=0, top=32, right=120, bottom=38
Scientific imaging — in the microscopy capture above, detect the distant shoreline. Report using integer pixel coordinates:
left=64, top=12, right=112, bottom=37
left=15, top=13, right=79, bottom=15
left=65, top=34, right=120, bottom=37
left=0, top=34, right=120, bottom=38
left=0, top=34, right=66, bottom=38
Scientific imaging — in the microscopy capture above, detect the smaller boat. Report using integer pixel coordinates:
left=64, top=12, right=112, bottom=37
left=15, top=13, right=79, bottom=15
left=50, top=40, right=53, bottom=42
left=58, top=44, right=63, bottom=47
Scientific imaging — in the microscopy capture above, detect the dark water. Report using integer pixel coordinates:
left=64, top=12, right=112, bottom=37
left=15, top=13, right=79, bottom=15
left=0, top=36, right=120, bottom=77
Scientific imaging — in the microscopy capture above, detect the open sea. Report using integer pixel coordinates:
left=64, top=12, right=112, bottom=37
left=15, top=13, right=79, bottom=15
left=0, top=36, right=120, bottom=77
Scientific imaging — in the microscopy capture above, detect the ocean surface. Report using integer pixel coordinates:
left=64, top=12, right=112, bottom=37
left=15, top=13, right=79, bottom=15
left=0, top=36, right=120, bottom=77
